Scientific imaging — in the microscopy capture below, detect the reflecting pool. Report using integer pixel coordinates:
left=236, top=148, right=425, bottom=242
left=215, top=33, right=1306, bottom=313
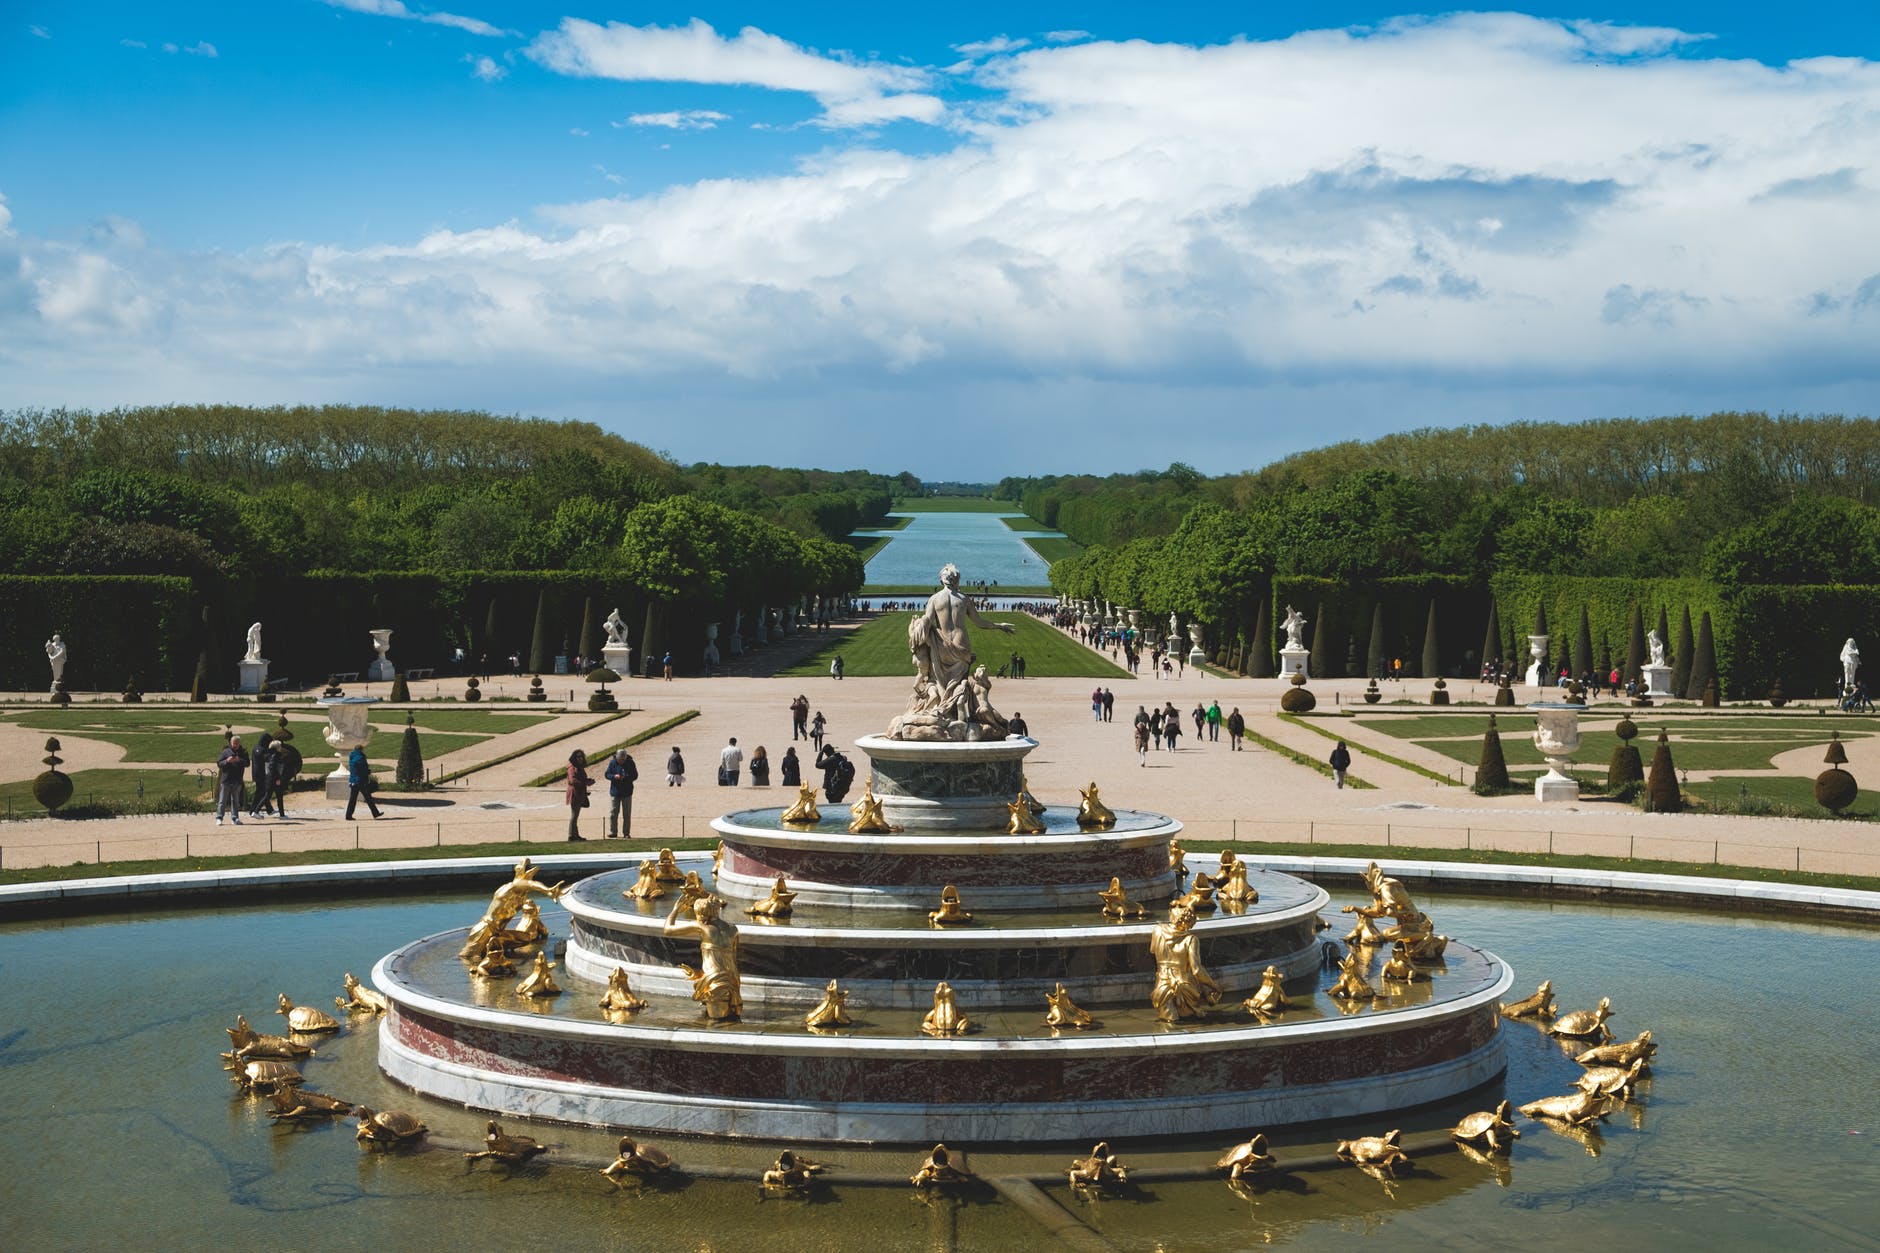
left=861, top=512, right=1061, bottom=588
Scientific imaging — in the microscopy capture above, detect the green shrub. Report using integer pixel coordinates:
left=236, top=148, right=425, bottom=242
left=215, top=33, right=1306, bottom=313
left=394, top=711, right=425, bottom=785
left=1607, top=716, right=1644, bottom=789
left=1645, top=730, right=1681, bottom=812
left=1473, top=714, right=1510, bottom=793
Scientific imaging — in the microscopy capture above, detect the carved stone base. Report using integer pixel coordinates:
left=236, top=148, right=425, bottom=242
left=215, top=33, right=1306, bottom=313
left=855, top=735, right=1035, bottom=830
left=601, top=645, right=633, bottom=677
left=1642, top=664, right=1673, bottom=698
left=1278, top=647, right=1309, bottom=678
left=236, top=659, right=270, bottom=695
left=1535, top=768, right=1578, bottom=803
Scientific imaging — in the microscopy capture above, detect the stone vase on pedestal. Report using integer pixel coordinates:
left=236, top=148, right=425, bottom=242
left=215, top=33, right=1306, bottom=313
left=1525, top=634, right=1550, bottom=688
left=1188, top=624, right=1207, bottom=666
left=1530, top=703, right=1582, bottom=803
left=318, top=695, right=380, bottom=799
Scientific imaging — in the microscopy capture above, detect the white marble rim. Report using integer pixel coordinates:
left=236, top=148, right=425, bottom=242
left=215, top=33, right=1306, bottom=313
left=371, top=939, right=1510, bottom=1059
left=560, top=880, right=1333, bottom=946
left=708, top=863, right=1176, bottom=909
left=378, top=1024, right=1508, bottom=1142
left=709, top=811, right=1180, bottom=852
left=851, top=733, right=1036, bottom=758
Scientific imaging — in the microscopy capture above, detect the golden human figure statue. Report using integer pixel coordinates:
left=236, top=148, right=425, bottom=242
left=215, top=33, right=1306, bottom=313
left=1006, top=791, right=1046, bottom=835
left=664, top=890, right=742, bottom=1021
left=1328, top=949, right=1378, bottom=1001
left=1336, top=1130, right=1410, bottom=1173
left=601, top=1136, right=673, bottom=1186
left=848, top=780, right=900, bottom=833
left=1216, top=851, right=1258, bottom=907
left=1380, top=942, right=1428, bottom=983
left=516, top=952, right=562, bottom=998
left=1341, top=860, right=1436, bottom=946
left=928, top=883, right=974, bottom=925
left=472, top=936, right=516, bottom=978
left=1548, top=996, right=1614, bottom=1041
left=747, top=876, right=797, bottom=918
left=1168, top=838, right=1187, bottom=875
left=1067, top=1142, right=1129, bottom=1191
left=503, top=899, right=548, bottom=948
left=461, top=857, right=566, bottom=957
left=266, top=1086, right=352, bottom=1122
left=276, top=994, right=341, bottom=1034
left=1150, top=903, right=1221, bottom=1022
left=712, top=840, right=725, bottom=880
left=1176, top=870, right=1218, bottom=913
left=1076, top=782, right=1116, bottom=829
left=354, top=1106, right=427, bottom=1145
left=1452, top=1101, right=1521, bottom=1153
left=465, top=1120, right=546, bottom=1166
left=921, top=981, right=970, bottom=1035
left=1043, top=982, right=1096, bottom=1028
left=1098, top=876, right=1145, bottom=918
left=762, top=1149, right=828, bottom=1192
left=224, top=1013, right=312, bottom=1061
left=1576, top=1030, right=1656, bottom=1070
left=1574, top=1058, right=1647, bottom=1101
left=599, top=967, right=647, bottom=1014
left=910, top=1143, right=973, bottom=1188
left=335, top=972, right=388, bottom=1015
left=1018, top=774, right=1046, bottom=817
left=804, top=979, right=853, bottom=1030
left=621, top=860, right=667, bottom=901
left=1519, top=1089, right=1608, bottom=1126
left=1500, top=980, right=1555, bottom=1020
left=780, top=784, right=821, bottom=825
left=1242, top=965, right=1290, bottom=1021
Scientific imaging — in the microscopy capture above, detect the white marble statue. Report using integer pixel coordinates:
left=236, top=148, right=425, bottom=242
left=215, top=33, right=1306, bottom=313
left=244, top=621, right=264, bottom=663
left=45, top=633, right=67, bottom=692
left=1843, top=638, right=1861, bottom=690
left=1646, top=628, right=1666, bottom=668
left=889, top=563, right=1016, bottom=741
left=1281, top=605, right=1308, bottom=652
left=604, top=607, right=630, bottom=648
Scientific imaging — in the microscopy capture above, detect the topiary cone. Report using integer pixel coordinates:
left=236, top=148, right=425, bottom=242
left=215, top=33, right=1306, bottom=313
left=1767, top=677, right=1787, bottom=708
left=388, top=673, right=411, bottom=703
left=1279, top=670, right=1316, bottom=713
left=1430, top=677, right=1449, bottom=706
left=1474, top=714, right=1510, bottom=794
left=1645, top=729, right=1681, bottom=813
left=32, top=737, right=73, bottom=812
left=395, top=710, right=425, bottom=786
left=1607, top=716, right=1644, bottom=788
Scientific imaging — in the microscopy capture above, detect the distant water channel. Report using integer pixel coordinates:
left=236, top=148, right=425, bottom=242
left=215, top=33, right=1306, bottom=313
left=860, top=512, right=1063, bottom=589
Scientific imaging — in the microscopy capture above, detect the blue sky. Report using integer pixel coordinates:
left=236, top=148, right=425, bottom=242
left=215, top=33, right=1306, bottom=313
left=3, top=4, right=1877, bottom=477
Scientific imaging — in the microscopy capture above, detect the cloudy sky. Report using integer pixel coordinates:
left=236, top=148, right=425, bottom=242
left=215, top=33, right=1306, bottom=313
left=3, top=3, right=1877, bottom=478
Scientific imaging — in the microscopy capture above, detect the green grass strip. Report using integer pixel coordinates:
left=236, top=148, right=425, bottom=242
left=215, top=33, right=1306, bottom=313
left=1239, top=728, right=1378, bottom=789
left=1022, top=536, right=1083, bottom=562
left=435, top=710, right=630, bottom=784
left=889, top=498, right=1022, bottom=513
left=1280, top=712, right=1464, bottom=786
left=523, top=710, right=699, bottom=786
left=860, top=584, right=1055, bottom=596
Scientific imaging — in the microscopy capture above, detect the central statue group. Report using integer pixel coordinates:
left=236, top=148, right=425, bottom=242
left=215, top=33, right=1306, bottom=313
left=888, top=563, right=1017, bottom=742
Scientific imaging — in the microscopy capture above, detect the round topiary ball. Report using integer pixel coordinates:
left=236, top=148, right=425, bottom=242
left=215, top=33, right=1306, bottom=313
left=1279, top=672, right=1316, bottom=713
left=1363, top=678, right=1381, bottom=705
left=1815, top=767, right=1858, bottom=813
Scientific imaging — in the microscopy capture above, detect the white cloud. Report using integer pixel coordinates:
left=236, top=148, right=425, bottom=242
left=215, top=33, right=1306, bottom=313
left=320, top=0, right=507, bottom=39
left=185, top=41, right=217, bottom=58
left=592, top=165, right=624, bottom=185
left=527, top=18, right=943, bottom=128
left=954, top=35, right=1029, bottom=58
left=28, top=24, right=48, bottom=39
left=1045, top=31, right=1091, bottom=44
left=162, top=42, right=177, bottom=53
left=120, top=38, right=146, bottom=49
left=619, top=110, right=731, bottom=131
left=465, top=53, right=504, bottom=81
left=569, top=127, right=589, bottom=137
left=7, top=13, right=1880, bottom=472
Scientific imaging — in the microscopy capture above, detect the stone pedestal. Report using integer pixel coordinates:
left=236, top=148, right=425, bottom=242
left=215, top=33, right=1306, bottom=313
left=1279, top=647, right=1310, bottom=678
left=367, top=659, right=394, bottom=683
left=1642, top=663, right=1673, bottom=699
left=236, top=659, right=270, bottom=695
left=602, top=644, right=633, bottom=677
left=1530, top=702, right=1582, bottom=803
left=856, top=735, right=1036, bottom=831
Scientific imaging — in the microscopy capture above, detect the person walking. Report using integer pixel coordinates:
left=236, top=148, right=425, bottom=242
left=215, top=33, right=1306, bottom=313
left=790, top=694, right=810, bottom=741
left=666, top=746, right=686, bottom=787
left=565, top=748, right=593, bottom=841
left=1226, top=707, right=1245, bottom=750
left=1102, top=688, right=1114, bottom=722
left=215, top=736, right=249, bottom=825
left=1330, top=740, right=1352, bottom=788
left=779, top=745, right=801, bottom=788
left=1092, top=687, right=1103, bottom=722
left=247, top=732, right=274, bottom=818
left=1165, top=712, right=1183, bottom=753
left=749, top=745, right=771, bottom=786
left=1134, top=715, right=1150, bottom=766
left=831, top=654, right=844, bottom=680
left=1008, top=711, right=1029, bottom=737
left=263, top=738, right=291, bottom=817
left=1149, top=706, right=1164, bottom=748
left=603, top=748, right=638, bottom=839
left=344, top=743, right=381, bottom=820
left=1191, top=702, right=1206, bottom=741
left=1207, top=700, right=1222, bottom=742
left=718, top=737, right=744, bottom=786
left=809, top=711, right=827, bottom=753
left=662, top=651, right=673, bottom=681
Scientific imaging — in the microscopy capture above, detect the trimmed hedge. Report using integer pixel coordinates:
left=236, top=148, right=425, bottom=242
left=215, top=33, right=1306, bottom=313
left=0, top=575, right=193, bottom=690
left=1273, top=575, right=1483, bottom=678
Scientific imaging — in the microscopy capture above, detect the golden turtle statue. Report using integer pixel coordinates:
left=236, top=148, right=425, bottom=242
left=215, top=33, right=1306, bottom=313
left=1519, top=1089, right=1608, bottom=1127
left=266, top=1086, right=352, bottom=1122
left=1574, top=1058, right=1647, bottom=1101
left=1336, top=1130, right=1409, bottom=1174
left=1500, top=980, right=1555, bottom=1020
left=231, top=1059, right=304, bottom=1093
left=465, top=1120, right=547, bottom=1166
left=1577, top=1029, right=1656, bottom=1070
left=354, top=1105, right=427, bottom=1146
left=1549, top=996, right=1614, bottom=1041
left=224, top=1013, right=312, bottom=1061
left=601, top=1136, right=673, bottom=1186
left=1215, top=1134, right=1278, bottom=1180
left=1452, top=1101, right=1520, bottom=1153
left=276, top=994, right=341, bottom=1034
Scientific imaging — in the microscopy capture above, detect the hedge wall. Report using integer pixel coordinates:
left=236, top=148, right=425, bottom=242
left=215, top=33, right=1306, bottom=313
left=0, top=575, right=194, bottom=691
left=1487, top=574, right=1724, bottom=689
left=1271, top=575, right=1486, bottom=677
left=1716, top=585, right=1880, bottom=699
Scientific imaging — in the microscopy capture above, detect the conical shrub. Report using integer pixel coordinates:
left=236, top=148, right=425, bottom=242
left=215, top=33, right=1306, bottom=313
left=395, top=711, right=425, bottom=786
left=1248, top=599, right=1271, bottom=678
left=388, top=672, right=411, bottom=703
left=1625, top=603, right=1646, bottom=687
left=528, top=587, right=554, bottom=675
left=1474, top=715, right=1510, bottom=793
left=1646, top=730, right=1681, bottom=812
left=1575, top=606, right=1594, bottom=679
left=1607, top=716, right=1644, bottom=788
left=1684, top=611, right=1718, bottom=701
left=1366, top=603, right=1385, bottom=680
left=1421, top=598, right=1441, bottom=679
left=1672, top=606, right=1695, bottom=697
left=1480, top=598, right=1499, bottom=678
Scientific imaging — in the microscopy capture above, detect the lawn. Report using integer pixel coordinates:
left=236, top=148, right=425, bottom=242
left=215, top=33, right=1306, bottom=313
left=1023, top=536, right=1084, bottom=563
left=891, top=498, right=1023, bottom=513
left=0, top=767, right=208, bottom=815
left=779, top=612, right=1129, bottom=679
left=844, top=534, right=892, bottom=563
left=999, top=516, right=1056, bottom=532
left=1687, top=775, right=1878, bottom=819
left=864, top=515, right=914, bottom=530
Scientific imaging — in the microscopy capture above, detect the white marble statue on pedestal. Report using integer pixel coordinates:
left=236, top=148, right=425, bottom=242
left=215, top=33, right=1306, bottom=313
left=244, top=622, right=264, bottom=663
left=601, top=607, right=633, bottom=676
left=1843, top=638, right=1861, bottom=690
left=889, top=562, right=1016, bottom=741
left=44, top=633, right=67, bottom=693
left=1278, top=604, right=1310, bottom=678
left=1647, top=628, right=1666, bottom=668
left=368, top=628, right=394, bottom=682
left=1641, top=627, right=1673, bottom=697
left=604, top=608, right=629, bottom=648
left=236, top=620, right=271, bottom=694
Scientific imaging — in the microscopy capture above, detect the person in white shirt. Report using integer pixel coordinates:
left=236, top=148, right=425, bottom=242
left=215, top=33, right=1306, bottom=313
left=719, top=737, right=744, bottom=786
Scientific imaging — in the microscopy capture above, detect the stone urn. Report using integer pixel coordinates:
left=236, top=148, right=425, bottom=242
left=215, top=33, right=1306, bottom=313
left=318, top=695, right=380, bottom=799
left=1525, top=634, right=1550, bottom=688
left=1530, top=702, right=1582, bottom=803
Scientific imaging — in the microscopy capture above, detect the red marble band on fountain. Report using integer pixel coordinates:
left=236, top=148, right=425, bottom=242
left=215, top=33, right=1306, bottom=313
left=722, top=840, right=1170, bottom=889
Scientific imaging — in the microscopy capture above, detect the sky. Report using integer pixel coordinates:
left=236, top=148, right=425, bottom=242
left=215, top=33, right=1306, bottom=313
left=3, top=3, right=1878, bottom=479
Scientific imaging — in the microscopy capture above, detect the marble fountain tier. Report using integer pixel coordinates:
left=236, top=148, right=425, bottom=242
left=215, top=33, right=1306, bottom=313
left=373, top=734, right=1512, bottom=1145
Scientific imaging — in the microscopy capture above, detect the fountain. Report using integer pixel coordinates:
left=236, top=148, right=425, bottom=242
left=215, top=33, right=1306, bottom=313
left=371, top=563, right=1513, bottom=1143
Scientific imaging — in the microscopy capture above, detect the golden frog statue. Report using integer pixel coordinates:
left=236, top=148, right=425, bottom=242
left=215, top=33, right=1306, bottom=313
left=804, top=979, right=853, bottom=1030
left=1328, top=949, right=1378, bottom=1001
left=515, top=952, right=563, bottom=998
left=848, top=779, right=901, bottom=833
left=354, top=1106, right=427, bottom=1146
left=276, top=994, right=341, bottom=1034
left=762, top=1149, right=828, bottom=1192
left=599, top=966, right=647, bottom=1014
left=1216, top=851, right=1259, bottom=907
left=601, top=1136, right=673, bottom=1186
left=1067, top=1142, right=1129, bottom=1191
left=1242, top=965, right=1290, bottom=1021
left=460, top=857, right=566, bottom=957
left=920, top=981, right=970, bottom=1036
left=910, top=1143, right=973, bottom=1189
left=1019, top=774, right=1047, bottom=816
left=1043, top=982, right=1095, bottom=1029
left=335, top=972, right=389, bottom=1015
left=621, top=860, right=667, bottom=901
left=780, top=784, right=821, bottom=825
left=653, top=848, right=686, bottom=885
left=1098, top=876, right=1146, bottom=918
left=1150, top=903, right=1221, bottom=1022
left=465, top=1120, right=546, bottom=1166
left=928, top=883, right=974, bottom=926
left=746, top=876, right=797, bottom=919
left=1576, top=1030, right=1656, bottom=1070
left=502, top=899, right=548, bottom=948
left=472, top=936, right=516, bottom=978
left=224, top=1013, right=312, bottom=1062
left=1076, top=782, right=1116, bottom=829
left=1452, top=1101, right=1521, bottom=1153
left=1176, top=871, right=1218, bottom=914
left=1006, top=791, right=1046, bottom=835
left=1335, top=1130, right=1409, bottom=1174
left=1500, top=980, right=1555, bottom=1020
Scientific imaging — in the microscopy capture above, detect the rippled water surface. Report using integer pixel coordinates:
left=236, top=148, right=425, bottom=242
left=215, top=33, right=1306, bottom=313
left=3, top=884, right=1877, bottom=1250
